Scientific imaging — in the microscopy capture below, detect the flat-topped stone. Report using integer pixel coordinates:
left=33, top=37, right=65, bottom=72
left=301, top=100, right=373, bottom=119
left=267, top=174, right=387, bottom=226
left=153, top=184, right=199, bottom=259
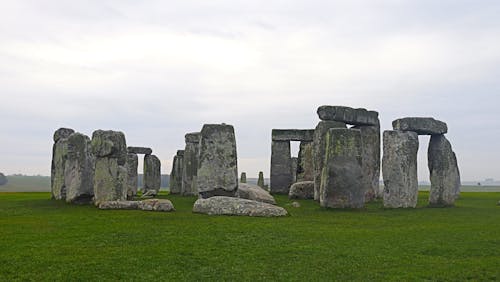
left=127, top=146, right=152, bottom=155
left=185, top=132, right=201, bottom=143
left=317, top=105, right=379, bottom=126
left=272, top=129, right=315, bottom=142
left=392, top=117, right=447, bottom=135
left=53, top=128, right=75, bottom=142
left=193, top=196, right=288, bottom=217
left=237, top=183, right=276, bottom=205
left=289, top=181, right=314, bottom=200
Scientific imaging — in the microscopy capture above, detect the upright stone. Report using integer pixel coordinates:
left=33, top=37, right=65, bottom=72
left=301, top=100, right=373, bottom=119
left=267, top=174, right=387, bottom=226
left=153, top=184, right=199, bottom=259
left=312, top=121, right=347, bottom=201
left=296, top=141, right=314, bottom=182
left=291, top=157, right=298, bottom=184
left=270, top=140, right=293, bottom=194
left=428, top=135, right=461, bottom=207
left=126, top=153, right=139, bottom=198
left=257, top=171, right=265, bottom=189
left=240, top=172, right=247, bottom=183
left=182, top=132, right=201, bottom=196
left=197, top=124, right=238, bottom=198
left=64, top=132, right=95, bottom=203
left=144, top=154, right=161, bottom=194
left=353, top=123, right=381, bottom=201
left=320, top=128, right=364, bottom=208
left=51, top=128, right=74, bottom=200
left=382, top=130, right=419, bottom=208
left=169, top=150, right=184, bottom=194
left=91, top=130, right=128, bottom=206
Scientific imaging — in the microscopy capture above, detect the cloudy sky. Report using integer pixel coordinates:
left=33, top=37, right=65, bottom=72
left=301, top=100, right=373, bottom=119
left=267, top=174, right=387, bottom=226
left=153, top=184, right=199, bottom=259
left=1, top=1, right=499, bottom=181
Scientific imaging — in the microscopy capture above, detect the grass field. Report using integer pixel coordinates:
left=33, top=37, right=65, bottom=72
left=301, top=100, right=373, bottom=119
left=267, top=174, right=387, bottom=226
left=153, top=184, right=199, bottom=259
left=1, top=191, right=499, bottom=281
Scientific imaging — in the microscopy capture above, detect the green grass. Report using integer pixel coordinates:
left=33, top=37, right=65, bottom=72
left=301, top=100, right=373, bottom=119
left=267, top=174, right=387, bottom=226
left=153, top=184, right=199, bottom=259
left=1, top=192, right=499, bottom=281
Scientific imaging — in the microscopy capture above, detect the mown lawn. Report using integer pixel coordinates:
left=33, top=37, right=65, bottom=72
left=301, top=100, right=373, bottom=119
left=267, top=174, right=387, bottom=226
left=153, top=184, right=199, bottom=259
left=0, top=192, right=499, bottom=281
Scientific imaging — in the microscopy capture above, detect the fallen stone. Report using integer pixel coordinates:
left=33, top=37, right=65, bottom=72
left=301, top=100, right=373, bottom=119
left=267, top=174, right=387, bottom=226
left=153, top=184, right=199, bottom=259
left=237, top=183, right=276, bottom=205
left=193, top=196, right=288, bottom=217
left=182, top=132, right=201, bottom=196
left=392, top=117, right=448, bottom=135
left=317, top=105, right=379, bottom=126
left=126, top=153, right=139, bottom=198
left=289, top=181, right=314, bottom=200
left=291, top=201, right=301, bottom=208
left=53, top=128, right=75, bottom=142
left=428, top=135, right=461, bottom=207
left=98, top=200, right=140, bottom=210
left=352, top=124, right=381, bottom=202
left=270, top=140, right=293, bottom=194
left=271, top=129, right=315, bottom=142
left=197, top=124, right=238, bottom=198
left=320, top=128, right=364, bottom=208
left=382, top=130, right=419, bottom=208
left=127, top=146, right=152, bottom=155
left=141, top=190, right=157, bottom=198
left=64, top=132, right=94, bottom=204
left=138, top=199, right=175, bottom=212
left=143, top=154, right=161, bottom=194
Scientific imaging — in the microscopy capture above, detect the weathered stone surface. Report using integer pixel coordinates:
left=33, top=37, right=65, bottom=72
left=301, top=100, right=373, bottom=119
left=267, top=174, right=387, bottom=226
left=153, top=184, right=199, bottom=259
left=127, top=146, right=152, bottom=155
left=197, top=124, right=238, bottom=198
left=126, top=153, right=138, bottom=198
left=64, top=133, right=94, bottom=204
left=240, top=172, right=247, bottom=183
left=291, top=201, right=301, bottom=208
left=270, top=141, right=292, bottom=194
left=51, top=135, right=69, bottom=200
left=143, top=154, right=161, bottom=194
left=93, top=158, right=128, bottom=205
left=353, top=124, right=381, bottom=201
left=382, top=130, right=419, bottom=208
left=169, top=153, right=183, bottom=195
left=0, top=173, right=7, bottom=186
left=297, top=142, right=314, bottom=182
left=313, top=121, right=347, bottom=201
left=428, top=135, right=461, bottom=207
left=182, top=134, right=200, bottom=196
left=320, top=128, right=364, bottom=209
left=237, top=183, right=276, bottom=205
left=138, top=199, right=175, bottom=212
left=193, top=196, right=288, bottom=217
left=392, top=117, right=448, bottom=135
left=317, top=105, right=379, bottom=126
left=289, top=181, right=314, bottom=199
left=271, top=129, right=315, bottom=142
left=98, top=200, right=139, bottom=210
left=91, top=130, right=127, bottom=165
left=291, top=157, right=298, bottom=184
left=257, top=171, right=265, bottom=188
left=141, top=190, right=157, bottom=198
left=53, top=128, right=75, bottom=142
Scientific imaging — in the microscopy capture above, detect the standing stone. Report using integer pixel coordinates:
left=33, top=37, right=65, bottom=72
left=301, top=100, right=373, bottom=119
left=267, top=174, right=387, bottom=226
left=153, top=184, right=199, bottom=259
left=291, top=157, right=298, bottom=184
left=144, top=154, right=161, bottom=194
left=240, top=172, right=247, bottom=183
left=91, top=130, right=128, bottom=206
left=51, top=128, right=74, bottom=200
left=197, top=124, right=238, bottom=198
left=428, top=135, right=461, bottom=207
left=313, top=121, right=347, bottom=201
left=126, top=153, right=139, bottom=198
left=382, top=130, right=419, bottom=208
left=353, top=124, right=381, bottom=202
left=182, top=132, right=201, bottom=196
left=257, top=171, right=265, bottom=188
left=270, top=140, right=293, bottom=194
left=64, top=132, right=95, bottom=204
left=296, top=141, right=314, bottom=182
left=169, top=150, right=184, bottom=194
left=320, top=128, right=364, bottom=208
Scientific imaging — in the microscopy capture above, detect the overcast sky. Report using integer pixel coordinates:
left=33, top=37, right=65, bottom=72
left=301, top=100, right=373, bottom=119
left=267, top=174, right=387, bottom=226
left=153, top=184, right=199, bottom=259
left=1, top=1, right=499, bottom=181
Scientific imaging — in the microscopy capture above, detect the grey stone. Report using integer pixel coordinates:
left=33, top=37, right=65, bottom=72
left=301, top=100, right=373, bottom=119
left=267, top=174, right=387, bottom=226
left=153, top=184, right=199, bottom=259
left=392, top=117, right=448, bottom=135
left=53, top=128, right=75, bottom=142
left=291, top=201, right=301, bottom=208
left=98, top=200, right=140, bottom=210
left=237, top=183, right=276, bottom=205
left=197, top=124, right=238, bottom=199
left=64, top=133, right=94, bottom=204
left=317, top=105, right=379, bottom=126
left=93, top=157, right=128, bottom=206
left=127, top=146, right=152, bottom=155
left=291, top=157, right=298, bottom=183
left=353, top=124, right=381, bottom=202
left=271, top=129, right=315, bottom=142
left=182, top=133, right=201, bottom=196
left=193, top=196, right=288, bottom=217
left=289, top=181, right=314, bottom=199
left=0, top=173, right=7, bottom=186
left=141, top=190, right=157, bottom=198
left=51, top=134, right=70, bottom=200
left=270, top=141, right=293, bottom=194
left=320, top=128, right=364, bottom=209
left=126, top=153, right=138, bottom=198
left=91, top=130, right=127, bottom=165
left=240, top=172, right=247, bottom=183
left=138, top=199, right=175, bottom=212
left=382, top=130, right=419, bottom=208
left=428, top=135, right=461, bottom=207
left=313, top=121, right=347, bottom=201
left=297, top=142, right=314, bottom=182
left=169, top=153, right=183, bottom=195
left=144, top=154, right=161, bottom=194
left=257, top=171, right=265, bottom=188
